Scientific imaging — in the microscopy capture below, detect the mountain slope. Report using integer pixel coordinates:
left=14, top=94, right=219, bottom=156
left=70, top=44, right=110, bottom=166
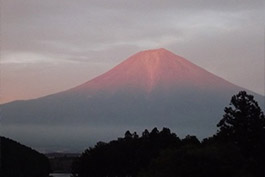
left=71, top=48, right=237, bottom=94
left=1, top=48, right=264, bottom=151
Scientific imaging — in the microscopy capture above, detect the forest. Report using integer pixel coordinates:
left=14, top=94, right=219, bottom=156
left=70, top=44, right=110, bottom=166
left=72, top=91, right=265, bottom=177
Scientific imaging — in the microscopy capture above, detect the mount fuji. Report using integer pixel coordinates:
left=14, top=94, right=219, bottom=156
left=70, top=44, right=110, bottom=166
left=1, top=48, right=264, bottom=151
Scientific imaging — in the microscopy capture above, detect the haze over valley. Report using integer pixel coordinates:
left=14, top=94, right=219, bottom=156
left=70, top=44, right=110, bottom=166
left=1, top=49, right=264, bottom=152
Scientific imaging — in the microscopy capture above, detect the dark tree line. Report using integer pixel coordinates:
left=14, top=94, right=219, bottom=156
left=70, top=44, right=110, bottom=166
left=72, top=91, right=265, bottom=177
left=72, top=127, right=182, bottom=177
left=0, top=136, right=51, bottom=177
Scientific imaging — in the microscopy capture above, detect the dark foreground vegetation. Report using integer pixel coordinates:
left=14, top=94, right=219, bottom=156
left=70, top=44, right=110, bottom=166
left=72, top=91, right=265, bottom=177
left=0, top=136, right=51, bottom=177
left=0, top=91, right=264, bottom=177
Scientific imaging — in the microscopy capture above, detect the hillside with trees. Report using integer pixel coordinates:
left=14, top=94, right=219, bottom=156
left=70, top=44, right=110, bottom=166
left=72, top=91, right=265, bottom=177
left=0, top=136, right=51, bottom=177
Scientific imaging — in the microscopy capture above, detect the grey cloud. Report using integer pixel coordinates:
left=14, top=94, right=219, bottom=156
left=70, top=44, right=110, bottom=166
left=3, top=0, right=262, bottom=54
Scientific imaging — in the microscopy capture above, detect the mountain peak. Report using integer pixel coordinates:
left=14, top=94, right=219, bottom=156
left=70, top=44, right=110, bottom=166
left=124, top=48, right=191, bottom=74
left=139, top=48, right=169, bottom=54
left=74, top=48, right=234, bottom=93
left=133, top=48, right=177, bottom=61
left=130, top=48, right=196, bottom=69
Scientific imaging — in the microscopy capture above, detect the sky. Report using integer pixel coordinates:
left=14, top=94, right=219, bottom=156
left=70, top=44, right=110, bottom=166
left=1, top=0, right=264, bottom=104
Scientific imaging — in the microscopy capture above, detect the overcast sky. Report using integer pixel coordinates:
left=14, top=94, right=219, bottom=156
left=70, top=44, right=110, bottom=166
left=1, top=0, right=264, bottom=103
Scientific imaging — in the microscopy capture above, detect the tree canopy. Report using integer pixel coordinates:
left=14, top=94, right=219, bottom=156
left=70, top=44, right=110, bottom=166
left=72, top=128, right=181, bottom=177
left=216, top=91, right=265, bottom=176
left=217, top=91, right=265, bottom=144
left=72, top=91, right=265, bottom=177
left=0, top=136, right=51, bottom=177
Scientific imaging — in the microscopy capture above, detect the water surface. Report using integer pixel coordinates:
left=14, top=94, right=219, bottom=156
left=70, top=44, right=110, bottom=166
left=50, top=173, right=71, bottom=177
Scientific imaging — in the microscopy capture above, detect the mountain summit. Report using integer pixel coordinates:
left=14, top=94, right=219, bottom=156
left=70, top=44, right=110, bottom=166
left=73, top=48, right=234, bottom=94
left=1, top=48, right=264, bottom=151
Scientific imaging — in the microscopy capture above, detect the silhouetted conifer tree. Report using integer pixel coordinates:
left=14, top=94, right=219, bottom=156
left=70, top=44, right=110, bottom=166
left=216, top=91, right=265, bottom=176
left=217, top=91, right=265, bottom=146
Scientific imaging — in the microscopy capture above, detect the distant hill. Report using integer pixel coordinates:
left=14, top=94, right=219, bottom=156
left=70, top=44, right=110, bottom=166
left=0, top=136, right=51, bottom=177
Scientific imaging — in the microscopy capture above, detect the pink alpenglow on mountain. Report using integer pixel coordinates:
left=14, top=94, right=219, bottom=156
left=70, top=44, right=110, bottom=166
left=1, top=48, right=264, bottom=151
left=73, top=48, right=235, bottom=95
